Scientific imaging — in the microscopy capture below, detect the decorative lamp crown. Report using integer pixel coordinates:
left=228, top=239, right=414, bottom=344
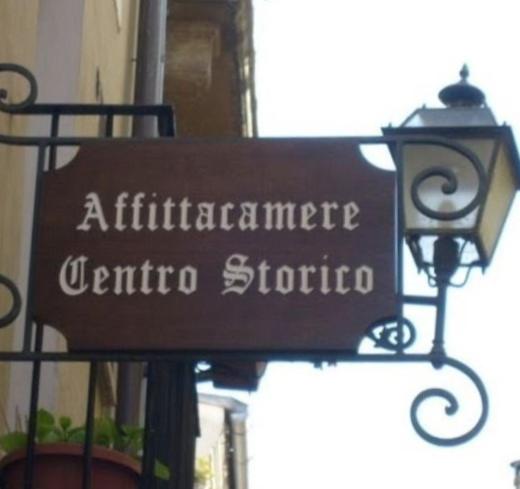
left=438, top=64, right=486, bottom=108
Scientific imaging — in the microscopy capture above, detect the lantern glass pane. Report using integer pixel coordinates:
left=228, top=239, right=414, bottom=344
left=478, top=142, right=517, bottom=261
left=402, top=138, right=495, bottom=233
left=403, top=107, right=497, bottom=128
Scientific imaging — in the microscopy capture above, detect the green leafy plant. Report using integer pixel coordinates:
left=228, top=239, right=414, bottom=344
left=0, top=408, right=169, bottom=480
left=195, top=455, right=213, bottom=486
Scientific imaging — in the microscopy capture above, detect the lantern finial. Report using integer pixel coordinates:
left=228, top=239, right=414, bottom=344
left=439, top=65, right=485, bottom=108
left=460, top=64, right=469, bottom=81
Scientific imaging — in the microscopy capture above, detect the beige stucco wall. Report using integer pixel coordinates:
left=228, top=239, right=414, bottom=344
left=0, top=0, right=40, bottom=430
left=76, top=0, right=138, bottom=136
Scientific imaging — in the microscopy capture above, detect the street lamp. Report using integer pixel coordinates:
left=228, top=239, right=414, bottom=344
left=384, top=65, right=520, bottom=286
left=0, top=61, right=515, bottom=454
left=379, top=69, right=520, bottom=442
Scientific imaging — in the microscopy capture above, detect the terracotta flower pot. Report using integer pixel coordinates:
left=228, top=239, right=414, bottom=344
left=0, top=443, right=141, bottom=488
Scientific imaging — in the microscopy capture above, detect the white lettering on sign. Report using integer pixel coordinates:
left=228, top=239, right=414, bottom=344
left=59, top=255, right=198, bottom=296
left=76, top=193, right=109, bottom=231
left=56, top=193, right=378, bottom=299
left=58, top=254, right=375, bottom=297
left=75, top=192, right=361, bottom=233
left=59, top=255, right=89, bottom=295
left=222, top=254, right=254, bottom=295
left=220, top=254, right=373, bottom=296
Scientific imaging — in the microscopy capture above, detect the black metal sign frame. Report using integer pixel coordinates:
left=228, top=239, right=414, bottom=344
left=0, top=64, right=491, bottom=489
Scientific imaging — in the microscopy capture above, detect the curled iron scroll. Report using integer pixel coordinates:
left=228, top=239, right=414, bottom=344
left=410, top=356, right=488, bottom=446
left=365, top=317, right=417, bottom=352
left=0, top=274, right=22, bottom=328
left=404, top=138, right=488, bottom=221
left=0, top=63, right=38, bottom=112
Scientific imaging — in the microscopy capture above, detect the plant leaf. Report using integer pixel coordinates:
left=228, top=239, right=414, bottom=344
left=36, top=409, right=55, bottom=427
left=36, top=409, right=57, bottom=442
left=0, top=432, right=27, bottom=453
left=94, top=417, right=116, bottom=448
left=38, top=428, right=62, bottom=444
left=121, top=425, right=143, bottom=457
left=59, top=416, right=72, bottom=433
left=195, top=456, right=212, bottom=484
left=68, top=427, right=86, bottom=444
left=154, top=459, right=170, bottom=481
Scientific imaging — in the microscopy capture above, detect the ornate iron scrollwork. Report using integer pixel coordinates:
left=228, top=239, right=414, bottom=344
left=406, top=138, right=487, bottom=222
left=365, top=316, right=416, bottom=352
left=363, top=316, right=489, bottom=447
left=0, top=63, right=38, bottom=112
left=410, top=356, right=488, bottom=446
left=0, top=274, right=22, bottom=327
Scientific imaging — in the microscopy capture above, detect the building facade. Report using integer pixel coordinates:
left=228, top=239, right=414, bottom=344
left=0, top=1, right=256, bottom=487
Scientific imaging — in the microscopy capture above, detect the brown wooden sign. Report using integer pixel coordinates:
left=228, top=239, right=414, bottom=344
left=34, top=139, right=396, bottom=353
